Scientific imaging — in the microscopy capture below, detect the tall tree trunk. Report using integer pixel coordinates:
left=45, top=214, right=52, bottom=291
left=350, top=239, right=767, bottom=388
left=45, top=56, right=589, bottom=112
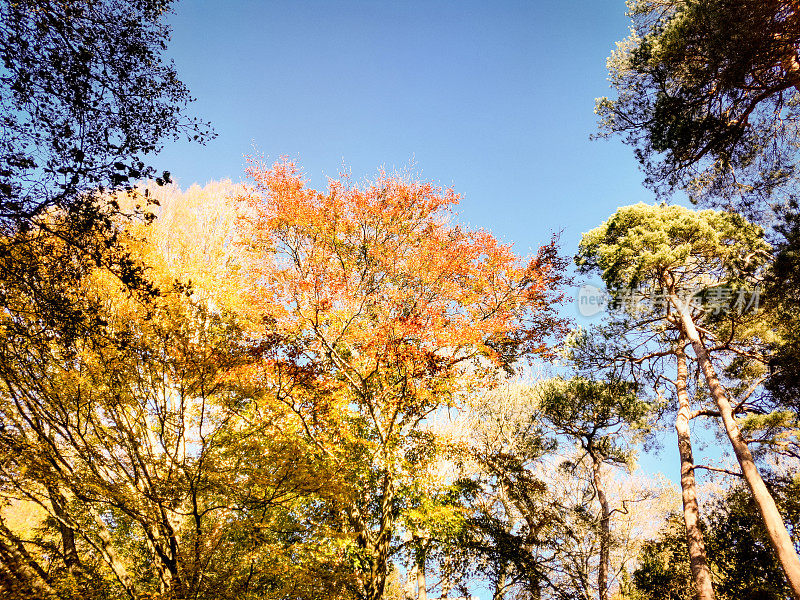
left=494, top=483, right=518, bottom=600
left=671, top=295, right=800, bottom=600
left=674, top=339, right=716, bottom=600
left=531, top=580, right=541, bottom=600
left=493, top=567, right=506, bottom=600
left=590, top=452, right=610, bottom=600
left=359, top=471, right=394, bottom=600
left=89, top=508, right=138, bottom=599
left=46, top=487, right=82, bottom=580
left=416, top=545, right=427, bottom=600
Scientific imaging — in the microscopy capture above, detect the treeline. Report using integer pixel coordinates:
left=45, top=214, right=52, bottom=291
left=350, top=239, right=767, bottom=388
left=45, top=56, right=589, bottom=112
left=0, top=1, right=799, bottom=600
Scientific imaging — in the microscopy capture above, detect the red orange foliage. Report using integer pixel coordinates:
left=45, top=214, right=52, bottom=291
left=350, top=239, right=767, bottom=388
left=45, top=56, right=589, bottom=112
left=235, top=157, right=567, bottom=402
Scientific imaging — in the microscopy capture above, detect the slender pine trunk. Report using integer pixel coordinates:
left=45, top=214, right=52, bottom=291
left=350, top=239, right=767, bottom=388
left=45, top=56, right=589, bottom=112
left=590, top=453, right=610, bottom=600
left=674, top=339, right=715, bottom=600
left=671, top=295, right=800, bottom=600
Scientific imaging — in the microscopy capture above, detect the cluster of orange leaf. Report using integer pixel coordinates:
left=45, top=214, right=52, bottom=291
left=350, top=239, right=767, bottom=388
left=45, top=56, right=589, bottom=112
left=234, top=157, right=568, bottom=392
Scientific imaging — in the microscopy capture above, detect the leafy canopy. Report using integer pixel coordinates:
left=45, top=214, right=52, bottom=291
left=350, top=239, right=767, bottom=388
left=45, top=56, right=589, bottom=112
left=538, top=377, right=650, bottom=465
left=575, top=202, right=770, bottom=292
left=597, top=0, right=800, bottom=210
left=0, top=0, right=211, bottom=226
left=236, top=158, right=568, bottom=387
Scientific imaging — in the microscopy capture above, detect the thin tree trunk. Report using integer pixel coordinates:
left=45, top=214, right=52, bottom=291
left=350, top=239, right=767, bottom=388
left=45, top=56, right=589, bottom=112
left=530, top=579, right=541, bottom=600
left=675, top=339, right=715, bottom=600
left=671, top=295, right=800, bottom=600
left=493, top=567, right=506, bottom=600
left=494, top=483, right=517, bottom=600
left=590, top=453, right=610, bottom=600
left=47, top=487, right=81, bottom=579
left=89, top=508, right=139, bottom=599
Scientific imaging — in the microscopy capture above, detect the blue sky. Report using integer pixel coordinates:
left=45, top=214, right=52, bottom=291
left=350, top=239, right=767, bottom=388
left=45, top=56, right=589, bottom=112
left=156, top=0, right=653, bottom=257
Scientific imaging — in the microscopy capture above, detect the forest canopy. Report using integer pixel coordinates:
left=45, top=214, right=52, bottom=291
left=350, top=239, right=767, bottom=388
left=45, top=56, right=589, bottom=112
left=0, top=1, right=799, bottom=600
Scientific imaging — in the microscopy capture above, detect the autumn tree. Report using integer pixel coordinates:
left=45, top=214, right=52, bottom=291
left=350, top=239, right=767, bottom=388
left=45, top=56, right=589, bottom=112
left=0, top=182, right=353, bottom=600
left=576, top=202, right=800, bottom=598
left=0, top=240, right=246, bottom=599
left=233, top=158, right=568, bottom=600
left=596, top=0, right=800, bottom=211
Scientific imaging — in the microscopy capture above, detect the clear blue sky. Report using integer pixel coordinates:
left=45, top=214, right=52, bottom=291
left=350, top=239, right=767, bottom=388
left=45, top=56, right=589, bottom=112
left=156, top=0, right=653, bottom=257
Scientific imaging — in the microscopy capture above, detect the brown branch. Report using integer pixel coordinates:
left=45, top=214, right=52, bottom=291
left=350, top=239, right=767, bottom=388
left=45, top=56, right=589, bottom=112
left=693, top=464, right=743, bottom=478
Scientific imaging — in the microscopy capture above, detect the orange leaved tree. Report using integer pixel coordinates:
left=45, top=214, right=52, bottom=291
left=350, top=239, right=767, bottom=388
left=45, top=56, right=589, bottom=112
left=234, top=158, right=568, bottom=600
